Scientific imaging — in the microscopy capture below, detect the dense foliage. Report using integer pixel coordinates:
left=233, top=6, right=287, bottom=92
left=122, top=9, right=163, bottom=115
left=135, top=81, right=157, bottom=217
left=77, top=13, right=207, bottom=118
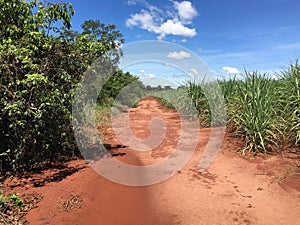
left=186, top=64, right=300, bottom=154
left=0, top=0, right=130, bottom=173
left=98, top=70, right=145, bottom=106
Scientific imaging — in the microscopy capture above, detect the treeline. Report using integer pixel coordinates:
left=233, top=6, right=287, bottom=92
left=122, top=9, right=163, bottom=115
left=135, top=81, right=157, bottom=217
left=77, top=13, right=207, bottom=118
left=0, top=0, right=140, bottom=173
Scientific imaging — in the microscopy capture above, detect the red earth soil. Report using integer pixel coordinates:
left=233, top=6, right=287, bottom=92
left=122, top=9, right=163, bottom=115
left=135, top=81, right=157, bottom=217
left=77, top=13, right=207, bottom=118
left=3, top=97, right=300, bottom=225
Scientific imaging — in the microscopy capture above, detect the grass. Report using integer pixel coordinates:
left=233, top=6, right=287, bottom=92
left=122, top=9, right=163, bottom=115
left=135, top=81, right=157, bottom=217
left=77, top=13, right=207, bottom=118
left=62, top=194, right=83, bottom=212
left=222, top=63, right=299, bottom=154
left=0, top=189, right=42, bottom=225
left=276, top=62, right=300, bottom=147
left=147, top=89, right=179, bottom=109
left=95, top=104, right=112, bottom=143
left=226, top=72, right=277, bottom=154
left=153, top=61, right=300, bottom=155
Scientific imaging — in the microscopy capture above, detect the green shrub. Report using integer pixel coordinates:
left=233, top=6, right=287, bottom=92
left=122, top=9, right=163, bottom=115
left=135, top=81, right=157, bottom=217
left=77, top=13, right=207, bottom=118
left=0, top=0, right=124, bottom=173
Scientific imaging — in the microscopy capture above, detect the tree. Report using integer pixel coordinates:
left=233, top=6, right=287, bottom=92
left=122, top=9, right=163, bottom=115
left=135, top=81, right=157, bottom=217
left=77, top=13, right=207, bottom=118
left=0, top=0, right=124, bottom=173
left=97, top=71, right=144, bottom=105
left=81, top=19, right=124, bottom=63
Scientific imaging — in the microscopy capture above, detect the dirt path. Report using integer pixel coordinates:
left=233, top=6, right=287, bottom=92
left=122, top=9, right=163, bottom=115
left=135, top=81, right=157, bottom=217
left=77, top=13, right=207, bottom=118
left=4, top=97, right=300, bottom=225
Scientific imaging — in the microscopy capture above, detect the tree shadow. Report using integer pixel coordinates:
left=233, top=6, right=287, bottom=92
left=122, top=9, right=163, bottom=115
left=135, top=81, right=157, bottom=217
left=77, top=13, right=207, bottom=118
left=4, top=162, right=87, bottom=189
left=2, top=144, right=129, bottom=190
left=31, top=165, right=86, bottom=187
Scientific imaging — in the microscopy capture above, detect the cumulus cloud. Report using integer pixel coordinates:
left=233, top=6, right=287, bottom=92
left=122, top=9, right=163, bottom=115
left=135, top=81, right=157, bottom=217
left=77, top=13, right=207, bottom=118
left=222, top=66, right=240, bottom=74
left=174, top=1, right=198, bottom=21
left=167, top=51, right=191, bottom=60
left=158, top=20, right=196, bottom=39
left=148, top=73, right=156, bottom=78
left=126, top=11, right=154, bottom=29
left=126, top=0, right=198, bottom=39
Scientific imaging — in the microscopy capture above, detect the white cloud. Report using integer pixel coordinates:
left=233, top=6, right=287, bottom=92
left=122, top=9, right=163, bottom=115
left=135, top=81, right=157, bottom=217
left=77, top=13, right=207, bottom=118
left=167, top=51, right=191, bottom=60
left=174, top=1, right=198, bottom=21
left=148, top=73, right=156, bottom=78
left=158, top=20, right=196, bottom=39
left=181, top=38, right=187, bottom=43
left=222, top=66, right=240, bottom=74
left=126, top=11, right=154, bottom=29
left=140, top=69, right=145, bottom=73
left=126, top=1, right=198, bottom=39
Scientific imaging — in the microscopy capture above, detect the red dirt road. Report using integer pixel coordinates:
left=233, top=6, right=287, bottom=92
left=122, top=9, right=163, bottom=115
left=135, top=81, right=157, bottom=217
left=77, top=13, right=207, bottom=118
left=4, top=97, right=300, bottom=225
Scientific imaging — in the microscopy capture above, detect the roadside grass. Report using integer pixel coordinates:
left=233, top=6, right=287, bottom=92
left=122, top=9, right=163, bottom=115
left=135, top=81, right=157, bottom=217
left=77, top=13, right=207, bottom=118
left=0, top=189, right=42, bottom=225
left=151, top=61, right=300, bottom=155
left=95, top=104, right=112, bottom=143
left=275, top=61, right=300, bottom=148
left=224, top=72, right=277, bottom=154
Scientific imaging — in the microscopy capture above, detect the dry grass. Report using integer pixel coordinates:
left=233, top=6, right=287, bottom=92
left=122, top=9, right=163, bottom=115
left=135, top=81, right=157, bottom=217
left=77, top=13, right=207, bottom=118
left=0, top=193, right=42, bottom=225
left=62, top=194, right=83, bottom=212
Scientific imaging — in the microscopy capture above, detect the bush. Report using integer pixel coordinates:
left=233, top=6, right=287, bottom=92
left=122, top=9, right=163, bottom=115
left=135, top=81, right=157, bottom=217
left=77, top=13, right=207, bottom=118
left=0, top=0, right=124, bottom=173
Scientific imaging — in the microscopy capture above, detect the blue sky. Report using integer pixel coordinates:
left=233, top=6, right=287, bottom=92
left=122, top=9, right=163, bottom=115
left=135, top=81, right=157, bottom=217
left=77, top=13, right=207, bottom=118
left=67, top=0, right=300, bottom=82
